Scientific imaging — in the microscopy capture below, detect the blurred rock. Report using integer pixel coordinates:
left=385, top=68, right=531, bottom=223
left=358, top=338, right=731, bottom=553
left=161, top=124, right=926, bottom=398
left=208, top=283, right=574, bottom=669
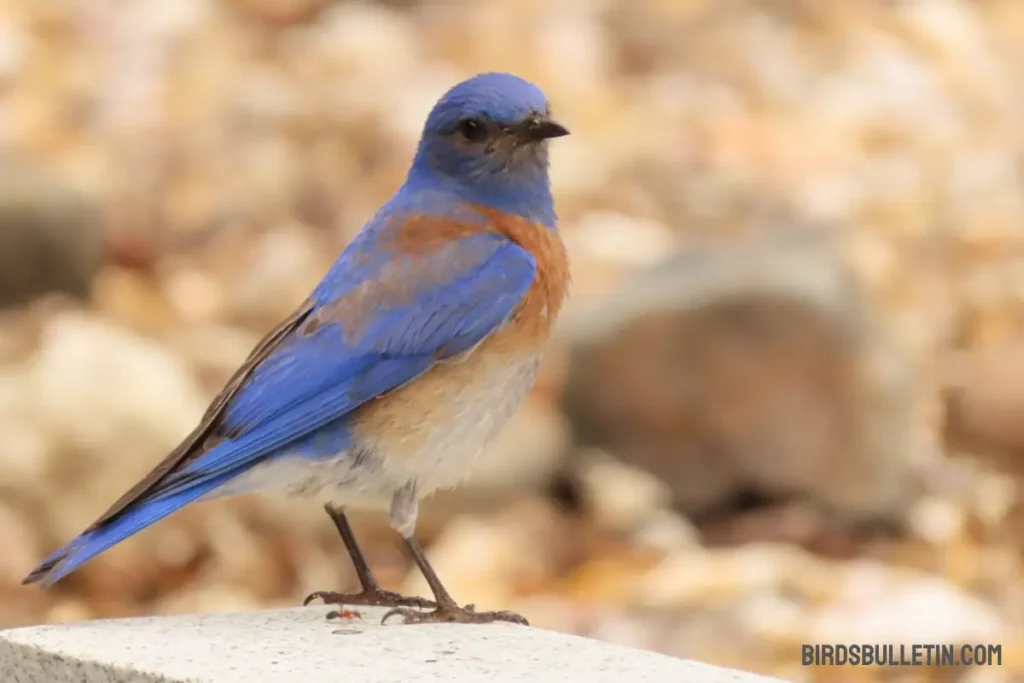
left=161, top=266, right=226, bottom=325
left=507, top=594, right=594, bottom=635
left=563, top=226, right=920, bottom=525
left=222, top=224, right=333, bottom=327
left=21, top=309, right=207, bottom=463
left=155, top=583, right=261, bottom=616
left=164, top=323, right=260, bottom=388
left=92, top=267, right=181, bottom=336
left=225, top=0, right=330, bottom=28
left=0, top=502, right=40, bottom=586
left=631, top=509, right=702, bottom=554
left=0, top=365, right=55, bottom=493
left=573, top=448, right=674, bottom=534
left=699, top=501, right=841, bottom=553
left=809, top=560, right=1004, bottom=646
left=639, top=543, right=832, bottom=611
left=970, top=471, right=1018, bottom=529
left=0, top=162, right=102, bottom=308
left=943, top=346, right=1024, bottom=476
left=556, top=545, right=667, bottom=609
left=197, top=502, right=295, bottom=600
left=0, top=586, right=52, bottom=629
left=566, top=211, right=677, bottom=273
left=45, top=600, right=93, bottom=625
left=905, top=496, right=966, bottom=546
left=585, top=611, right=666, bottom=656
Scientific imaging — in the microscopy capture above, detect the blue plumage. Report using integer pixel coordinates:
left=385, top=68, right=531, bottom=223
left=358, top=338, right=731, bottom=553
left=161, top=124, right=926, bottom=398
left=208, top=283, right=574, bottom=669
left=27, top=231, right=536, bottom=585
left=23, top=71, right=568, bottom=616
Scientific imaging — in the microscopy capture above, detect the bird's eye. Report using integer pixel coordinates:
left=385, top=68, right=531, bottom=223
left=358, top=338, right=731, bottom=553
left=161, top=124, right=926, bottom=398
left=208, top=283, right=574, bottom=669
left=457, top=118, right=486, bottom=142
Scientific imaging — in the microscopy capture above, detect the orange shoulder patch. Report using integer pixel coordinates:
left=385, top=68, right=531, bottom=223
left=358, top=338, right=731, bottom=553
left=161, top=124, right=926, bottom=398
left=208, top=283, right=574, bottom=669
left=381, top=213, right=495, bottom=254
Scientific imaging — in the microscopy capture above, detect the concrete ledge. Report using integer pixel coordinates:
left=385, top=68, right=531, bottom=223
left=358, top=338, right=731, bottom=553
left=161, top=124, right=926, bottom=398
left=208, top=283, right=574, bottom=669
left=0, top=606, right=783, bottom=683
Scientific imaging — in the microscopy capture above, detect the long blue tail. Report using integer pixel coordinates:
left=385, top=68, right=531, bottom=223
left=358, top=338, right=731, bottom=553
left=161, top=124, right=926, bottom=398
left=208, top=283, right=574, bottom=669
left=23, top=336, right=417, bottom=587
left=22, top=468, right=239, bottom=587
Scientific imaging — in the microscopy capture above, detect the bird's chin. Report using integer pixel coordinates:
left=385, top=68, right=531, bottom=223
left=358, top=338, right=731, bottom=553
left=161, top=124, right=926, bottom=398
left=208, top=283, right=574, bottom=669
left=505, top=141, right=549, bottom=169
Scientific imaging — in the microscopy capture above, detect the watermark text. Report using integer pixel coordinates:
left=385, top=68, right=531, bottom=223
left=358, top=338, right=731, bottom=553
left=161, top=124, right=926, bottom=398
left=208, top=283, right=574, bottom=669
left=802, top=644, right=1002, bottom=667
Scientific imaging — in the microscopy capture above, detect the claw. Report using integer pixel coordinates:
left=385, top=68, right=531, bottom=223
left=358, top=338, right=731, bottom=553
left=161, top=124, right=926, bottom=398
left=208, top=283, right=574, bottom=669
left=381, top=602, right=529, bottom=626
left=303, top=588, right=436, bottom=611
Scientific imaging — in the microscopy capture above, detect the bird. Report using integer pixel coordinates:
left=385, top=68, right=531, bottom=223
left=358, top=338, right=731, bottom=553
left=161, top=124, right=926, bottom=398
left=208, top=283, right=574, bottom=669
left=22, top=72, right=570, bottom=626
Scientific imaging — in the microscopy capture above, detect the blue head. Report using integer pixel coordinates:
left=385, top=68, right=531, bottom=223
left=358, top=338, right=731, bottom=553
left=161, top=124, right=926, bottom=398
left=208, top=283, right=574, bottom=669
left=407, top=72, right=569, bottom=228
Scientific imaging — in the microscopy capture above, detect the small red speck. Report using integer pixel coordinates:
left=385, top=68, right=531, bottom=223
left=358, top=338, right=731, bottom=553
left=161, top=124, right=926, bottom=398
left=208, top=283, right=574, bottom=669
left=327, top=609, right=363, bottom=621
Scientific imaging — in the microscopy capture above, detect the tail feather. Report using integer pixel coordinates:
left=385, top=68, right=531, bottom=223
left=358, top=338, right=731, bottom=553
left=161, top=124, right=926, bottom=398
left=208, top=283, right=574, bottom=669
left=22, top=468, right=239, bottom=587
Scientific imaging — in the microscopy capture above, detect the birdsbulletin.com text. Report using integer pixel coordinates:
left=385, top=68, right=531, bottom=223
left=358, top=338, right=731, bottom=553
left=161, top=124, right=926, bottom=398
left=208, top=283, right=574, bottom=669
left=802, top=644, right=1002, bottom=667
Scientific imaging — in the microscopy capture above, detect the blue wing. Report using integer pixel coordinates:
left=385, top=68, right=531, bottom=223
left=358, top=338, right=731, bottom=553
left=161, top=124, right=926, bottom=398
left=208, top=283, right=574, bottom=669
left=24, top=227, right=537, bottom=585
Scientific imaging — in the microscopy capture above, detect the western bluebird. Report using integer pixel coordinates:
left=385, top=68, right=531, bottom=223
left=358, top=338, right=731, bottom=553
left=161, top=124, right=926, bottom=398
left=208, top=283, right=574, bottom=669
left=22, top=72, right=570, bottom=626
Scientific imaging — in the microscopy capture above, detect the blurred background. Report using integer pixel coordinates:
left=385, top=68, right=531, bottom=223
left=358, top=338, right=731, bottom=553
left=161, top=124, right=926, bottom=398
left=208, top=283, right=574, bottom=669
left=1, top=0, right=1023, bottom=680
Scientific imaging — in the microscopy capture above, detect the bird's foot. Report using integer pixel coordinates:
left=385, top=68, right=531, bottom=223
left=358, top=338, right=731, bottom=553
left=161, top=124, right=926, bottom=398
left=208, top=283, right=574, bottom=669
left=303, top=588, right=436, bottom=612
left=381, top=602, right=529, bottom=626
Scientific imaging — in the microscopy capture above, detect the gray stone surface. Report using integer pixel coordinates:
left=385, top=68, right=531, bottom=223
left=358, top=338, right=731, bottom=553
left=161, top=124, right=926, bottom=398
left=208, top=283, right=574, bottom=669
left=0, top=606, right=784, bottom=683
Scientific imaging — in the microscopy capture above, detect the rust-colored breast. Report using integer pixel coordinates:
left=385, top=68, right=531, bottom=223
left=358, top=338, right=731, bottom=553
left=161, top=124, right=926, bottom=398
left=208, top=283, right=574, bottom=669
left=474, top=205, right=570, bottom=349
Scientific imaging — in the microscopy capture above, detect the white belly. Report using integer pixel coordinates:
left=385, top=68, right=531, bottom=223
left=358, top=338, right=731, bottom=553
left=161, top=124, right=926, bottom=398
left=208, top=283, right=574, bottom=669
left=369, top=353, right=542, bottom=495
left=211, top=353, right=541, bottom=510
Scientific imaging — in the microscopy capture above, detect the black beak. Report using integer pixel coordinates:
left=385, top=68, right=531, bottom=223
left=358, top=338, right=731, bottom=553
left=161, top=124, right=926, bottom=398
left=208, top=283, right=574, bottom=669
left=519, top=117, right=570, bottom=142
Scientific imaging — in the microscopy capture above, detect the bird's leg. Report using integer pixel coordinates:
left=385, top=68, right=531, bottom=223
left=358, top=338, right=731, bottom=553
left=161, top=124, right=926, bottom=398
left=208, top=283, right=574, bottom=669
left=381, top=535, right=529, bottom=626
left=303, top=504, right=435, bottom=612
left=380, top=485, right=529, bottom=626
